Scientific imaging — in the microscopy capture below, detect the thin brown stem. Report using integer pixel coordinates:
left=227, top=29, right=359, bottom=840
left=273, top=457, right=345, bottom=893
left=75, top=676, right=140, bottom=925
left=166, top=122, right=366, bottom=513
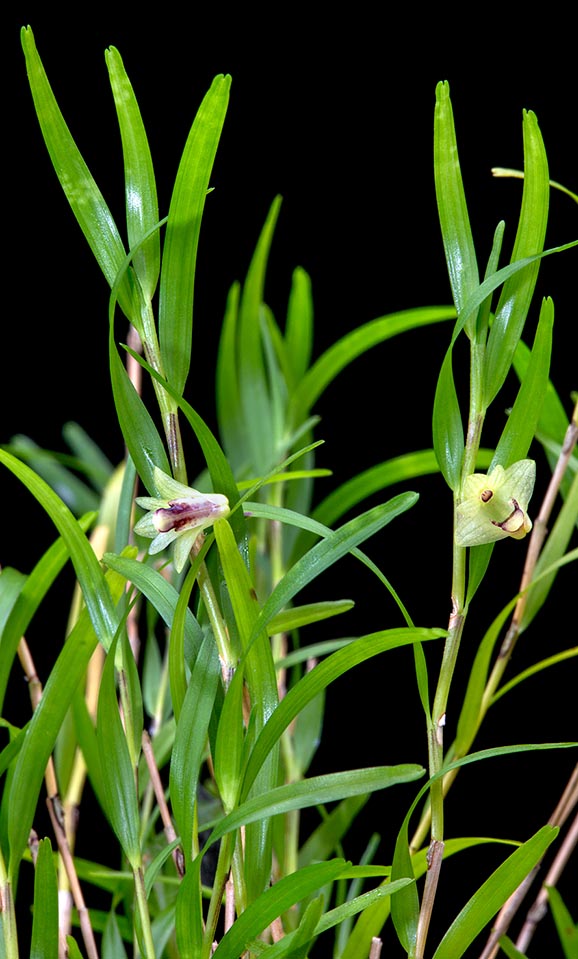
left=46, top=796, right=99, bottom=959
left=141, top=730, right=184, bottom=877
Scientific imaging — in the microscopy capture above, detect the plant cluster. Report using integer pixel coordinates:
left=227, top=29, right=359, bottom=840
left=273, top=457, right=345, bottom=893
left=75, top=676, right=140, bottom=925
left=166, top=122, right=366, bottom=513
left=1, top=25, right=577, bottom=959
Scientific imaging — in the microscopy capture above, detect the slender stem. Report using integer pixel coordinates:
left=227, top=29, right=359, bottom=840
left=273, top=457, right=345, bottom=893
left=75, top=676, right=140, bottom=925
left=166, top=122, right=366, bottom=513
left=134, top=864, right=157, bottom=959
left=414, top=336, right=486, bottom=958
left=0, top=850, right=19, bottom=959
left=202, top=835, right=233, bottom=958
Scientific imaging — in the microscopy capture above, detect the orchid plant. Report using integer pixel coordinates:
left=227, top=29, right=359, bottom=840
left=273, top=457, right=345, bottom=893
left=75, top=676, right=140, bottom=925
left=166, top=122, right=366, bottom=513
left=1, top=24, right=577, bottom=959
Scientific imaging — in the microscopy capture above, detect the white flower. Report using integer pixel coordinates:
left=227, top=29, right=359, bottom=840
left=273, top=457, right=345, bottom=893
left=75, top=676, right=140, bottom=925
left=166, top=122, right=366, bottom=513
left=455, top=459, right=536, bottom=547
left=134, top=466, right=230, bottom=572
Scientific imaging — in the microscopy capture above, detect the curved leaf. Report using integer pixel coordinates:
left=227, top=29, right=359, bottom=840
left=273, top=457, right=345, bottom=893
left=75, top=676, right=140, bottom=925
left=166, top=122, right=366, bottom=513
left=30, top=838, right=59, bottom=959
left=484, top=110, right=550, bottom=406
left=105, top=46, right=160, bottom=301
left=158, top=74, right=231, bottom=393
left=432, top=825, right=558, bottom=959
left=290, top=307, right=455, bottom=425
left=434, top=81, right=479, bottom=330
left=242, top=627, right=444, bottom=800
left=0, top=450, right=117, bottom=649
left=20, top=27, right=136, bottom=320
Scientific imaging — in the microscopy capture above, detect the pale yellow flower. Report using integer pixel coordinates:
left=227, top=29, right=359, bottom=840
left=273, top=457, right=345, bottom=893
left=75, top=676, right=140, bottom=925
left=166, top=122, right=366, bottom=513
left=455, top=459, right=536, bottom=547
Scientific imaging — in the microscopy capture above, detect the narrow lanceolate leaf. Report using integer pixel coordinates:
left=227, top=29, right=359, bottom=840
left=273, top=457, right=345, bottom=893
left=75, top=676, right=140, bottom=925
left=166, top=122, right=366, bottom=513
left=211, top=860, right=347, bottom=959
left=30, top=838, right=59, bottom=959
left=249, top=493, right=419, bottom=647
left=0, top=513, right=94, bottom=712
left=434, top=80, right=479, bottom=333
left=207, top=767, right=425, bottom=849
left=432, top=825, right=558, bottom=959
left=521, top=470, right=578, bottom=631
left=484, top=109, right=549, bottom=406
left=242, top=628, right=444, bottom=800
left=512, top=337, right=575, bottom=490
left=7, top=563, right=127, bottom=879
left=0, top=449, right=117, bottom=649
left=109, top=337, right=171, bottom=495
left=124, top=345, right=246, bottom=543
left=97, top=632, right=141, bottom=868
left=546, top=885, right=578, bottom=957
left=213, top=517, right=279, bottom=900
left=158, top=74, right=231, bottom=393
left=20, top=27, right=136, bottom=321
left=169, top=633, right=220, bottom=864
left=285, top=266, right=314, bottom=386
left=491, top=297, right=553, bottom=470
left=432, top=347, right=465, bottom=489
left=290, top=307, right=455, bottom=425
left=105, top=46, right=160, bottom=301
left=237, top=196, right=282, bottom=474
left=216, top=282, right=245, bottom=472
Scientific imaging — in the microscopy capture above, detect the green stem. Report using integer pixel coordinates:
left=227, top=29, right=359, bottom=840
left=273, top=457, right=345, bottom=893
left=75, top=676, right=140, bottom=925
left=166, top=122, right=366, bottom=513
left=195, top=552, right=236, bottom=682
left=134, top=864, right=157, bottom=958
left=0, top=852, right=19, bottom=959
left=202, top=834, right=233, bottom=958
left=414, top=336, right=486, bottom=958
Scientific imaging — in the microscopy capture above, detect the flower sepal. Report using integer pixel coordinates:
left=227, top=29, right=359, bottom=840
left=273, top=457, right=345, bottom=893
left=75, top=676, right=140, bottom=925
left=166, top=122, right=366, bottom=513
left=455, top=459, right=536, bottom=547
left=134, top=467, right=230, bottom=572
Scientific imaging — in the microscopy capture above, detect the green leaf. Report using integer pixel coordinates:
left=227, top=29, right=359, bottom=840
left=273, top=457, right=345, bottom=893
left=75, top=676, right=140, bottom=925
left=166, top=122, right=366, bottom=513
left=0, top=450, right=117, bottom=650
left=175, top=859, right=204, bottom=959
left=432, top=347, right=465, bottom=489
left=214, top=517, right=279, bottom=900
left=30, top=838, right=59, bottom=959
left=390, top=815, right=419, bottom=953
left=521, top=470, right=578, bottom=630
left=102, top=552, right=204, bottom=663
left=298, top=795, right=369, bottom=868
left=208, top=766, right=424, bottom=850
left=169, top=633, right=220, bottom=863
left=216, top=282, right=245, bottom=471
left=290, top=307, right=455, bottom=425
left=8, top=435, right=100, bottom=516
left=109, top=338, right=170, bottom=496
left=62, top=421, right=115, bottom=492
left=512, top=339, right=575, bottom=490
left=237, top=196, right=282, bottom=473
left=117, top=627, right=144, bottom=771
left=20, top=27, right=136, bottom=321
left=7, top=562, right=127, bottom=879
left=546, top=885, right=578, bottom=959
left=158, top=74, right=230, bottom=393
left=484, top=110, right=550, bottom=406
left=309, top=450, right=443, bottom=531
left=432, top=825, right=558, bottom=959
left=247, top=493, right=420, bottom=650
left=123, top=344, right=247, bottom=543
left=268, top=599, right=355, bottom=636
left=65, top=937, right=84, bottom=959
left=434, top=80, right=479, bottom=332
left=212, top=860, right=347, bottom=959
left=496, top=934, right=528, bottom=957
left=242, top=627, right=443, bottom=800
left=491, top=297, right=553, bottom=470
left=264, top=878, right=415, bottom=959
left=105, top=46, right=160, bottom=301
left=340, top=838, right=519, bottom=959
left=285, top=266, right=314, bottom=385
left=97, top=631, right=141, bottom=867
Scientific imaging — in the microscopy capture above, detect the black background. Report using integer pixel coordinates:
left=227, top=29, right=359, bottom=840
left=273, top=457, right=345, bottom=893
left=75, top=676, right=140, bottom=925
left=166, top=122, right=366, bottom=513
left=3, top=7, right=577, bottom=957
